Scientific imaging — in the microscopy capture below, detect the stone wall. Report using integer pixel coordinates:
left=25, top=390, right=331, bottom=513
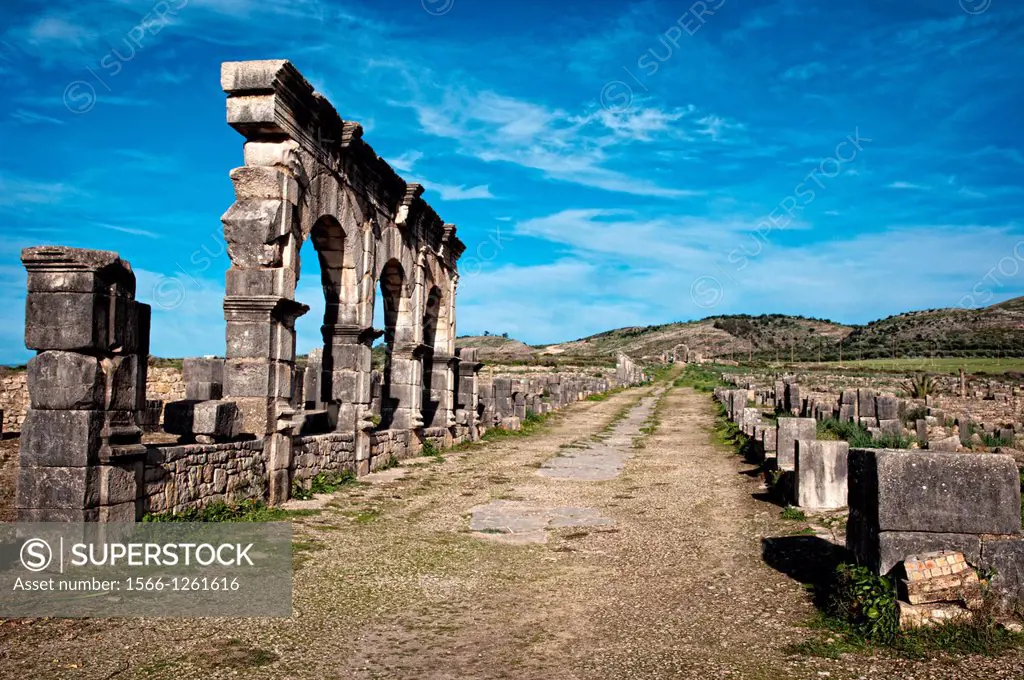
left=143, top=439, right=266, bottom=514
left=0, top=369, right=27, bottom=434
left=292, top=432, right=356, bottom=484
left=147, top=365, right=185, bottom=404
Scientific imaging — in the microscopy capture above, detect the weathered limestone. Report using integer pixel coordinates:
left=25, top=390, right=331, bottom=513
left=847, top=448, right=1021, bottom=574
left=219, top=60, right=464, bottom=455
left=183, top=357, right=225, bottom=401
left=164, top=400, right=243, bottom=443
left=13, top=60, right=639, bottom=515
left=794, top=440, right=849, bottom=511
left=776, top=418, right=816, bottom=471
left=616, top=353, right=645, bottom=385
left=18, top=246, right=150, bottom=522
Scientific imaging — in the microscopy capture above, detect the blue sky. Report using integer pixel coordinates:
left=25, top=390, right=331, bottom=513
left=1, top=0, right=1023, bottom=363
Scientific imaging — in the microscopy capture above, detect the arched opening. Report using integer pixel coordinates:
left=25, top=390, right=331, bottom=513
left=294, top=216, right=345, bottom=421
left=378, top=259, right=405, bottom=429
left=421, top=284, right=443, bottom=427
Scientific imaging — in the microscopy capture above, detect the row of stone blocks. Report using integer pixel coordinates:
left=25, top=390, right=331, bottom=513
left=713, top=386, right=1024, bottom=607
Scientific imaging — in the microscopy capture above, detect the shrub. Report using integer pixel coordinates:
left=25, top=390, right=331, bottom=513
left=905, top=373, right=939, bottom=399
left=830, top=563, right=900, bottom=644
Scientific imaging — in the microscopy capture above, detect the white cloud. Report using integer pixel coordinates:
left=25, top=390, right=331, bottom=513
left=887, top=181, right=928, bottom=190
left=388, top=150, right=423, bottom=173
left=426, top=182, right=495, bottom=201
left=10, top=109, right=65, bottom=125
left=391, top=78, right=715, bottom=197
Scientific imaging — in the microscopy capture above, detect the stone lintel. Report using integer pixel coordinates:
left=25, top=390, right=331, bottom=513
left=224, top=295, right=310, bottom=324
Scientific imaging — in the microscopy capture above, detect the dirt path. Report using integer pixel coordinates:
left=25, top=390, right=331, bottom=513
left=3, top=385, right=1024, bottom=679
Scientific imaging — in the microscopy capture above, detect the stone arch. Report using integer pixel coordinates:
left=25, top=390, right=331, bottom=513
left=220, top=60, right=465, bottom=479
left=377, top=258, right=418, bottom=429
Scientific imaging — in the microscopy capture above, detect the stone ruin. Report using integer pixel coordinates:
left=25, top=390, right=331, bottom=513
left=713, top=376, right=1024, bottom=615
left=13, top=60, right=643, bottom=522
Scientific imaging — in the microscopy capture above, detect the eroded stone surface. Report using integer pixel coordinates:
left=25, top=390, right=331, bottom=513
left=469, top=500, right=613, bottom=543
left=538, top=394, right=659, bottom=481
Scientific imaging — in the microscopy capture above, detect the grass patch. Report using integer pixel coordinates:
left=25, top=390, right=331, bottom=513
left=291, top=469, right=358, bottom=500
left=673, top=364, right=730, bottom=392
left=482, top=410, right=555, bottom=441
left=142, top=500, right=316, bottom=522
left=780, top=506, right=806, bottom=521
left=788, top=562, right=1024, bottom=659
left=586, top=387, right=624, bottom=402
left=378, top=454, right=400, bottom=470
left=817, top=417, right=914, bottom=449
left=421, top=441, right=443, bottom=458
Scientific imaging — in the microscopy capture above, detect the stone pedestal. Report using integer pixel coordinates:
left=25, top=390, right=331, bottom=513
left=18, top=246, right=150, bottom=522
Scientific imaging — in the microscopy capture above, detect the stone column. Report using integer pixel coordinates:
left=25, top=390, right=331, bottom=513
left=321, top=324, right=373, bottom=430
left=18, top=246, right=149, bottom=522
left=423, top=352, right=457, bottom=430
left=222, top=296, right=307, bottom=436
left=385, top=345, right=422, bottom=431
left=455, top=348, right=483, bottom=439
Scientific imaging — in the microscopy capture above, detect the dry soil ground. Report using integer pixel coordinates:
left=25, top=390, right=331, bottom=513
left=2, top=385, right=1024, bottom=679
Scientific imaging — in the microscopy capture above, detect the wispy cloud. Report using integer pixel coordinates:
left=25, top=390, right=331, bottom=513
left=423, top=182, right=495, bottom=201
left=10, top=109, right=65, bottom=125
left=887, top=181, right=928, bottom=190
left=94, top=222, right=160, bottom=239
left=388, top=150, right=423, bottom=173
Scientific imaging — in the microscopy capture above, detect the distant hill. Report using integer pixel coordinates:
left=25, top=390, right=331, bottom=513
left=841, top=299, right=1024, bottom=360
left=455, top=335, right=537, bottom=363
left=540, top=315, right=852, bottom=362
left=456, top=297, right=1024, bottom=365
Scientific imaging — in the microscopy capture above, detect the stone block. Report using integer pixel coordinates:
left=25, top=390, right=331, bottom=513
left=848, top=448, right=1021, bottom=536
left=229, top=166, right=300, bottom=204
left=187, top=381, right=223, bottom=401
left=24, top=292, right=107, bottom=351
left=224, top=359, right=272, bottom=397
left=981, top=538, right=1024, bottom=610
left=19, top=409, right=104, bottom=467
left=795, top=440, right=849, bottom=511
left=859, top=416, right=877, bottom=429
left=105, top=354, right=142, bottom=411
left=226, top=321, right=276, bottom=360
left=858, top=389, right=876, bottom=418
left=163, top=400, right=199, bottom=435
left=857, top=531, right=983, bottom=575
left=225, top=266, right=296, bottom=298
left=98, top=502, right=139, bottom=522
left=785, top=383, right=802, bottom=414
left=27, top=351, right=103, bottom=409
left=876, top=395, right=900, bottom=421
left=17, top=466, right=101, bottom=509
left=221, top=199, right=290, bottom=245
left=192, top=401, right=242, bottom=438
left=929, top=436, right=960, bottom=452
left=97, top=461, right=143, bottom=505
left=183, top=357, right=225, bottom=384
left=761, top=428, right=777, bottom=454
left=878, top=419, right=902, bottom=435
left=776, top=418, right=816, bottom=471
left=839, top=404, right=855, bottom=422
